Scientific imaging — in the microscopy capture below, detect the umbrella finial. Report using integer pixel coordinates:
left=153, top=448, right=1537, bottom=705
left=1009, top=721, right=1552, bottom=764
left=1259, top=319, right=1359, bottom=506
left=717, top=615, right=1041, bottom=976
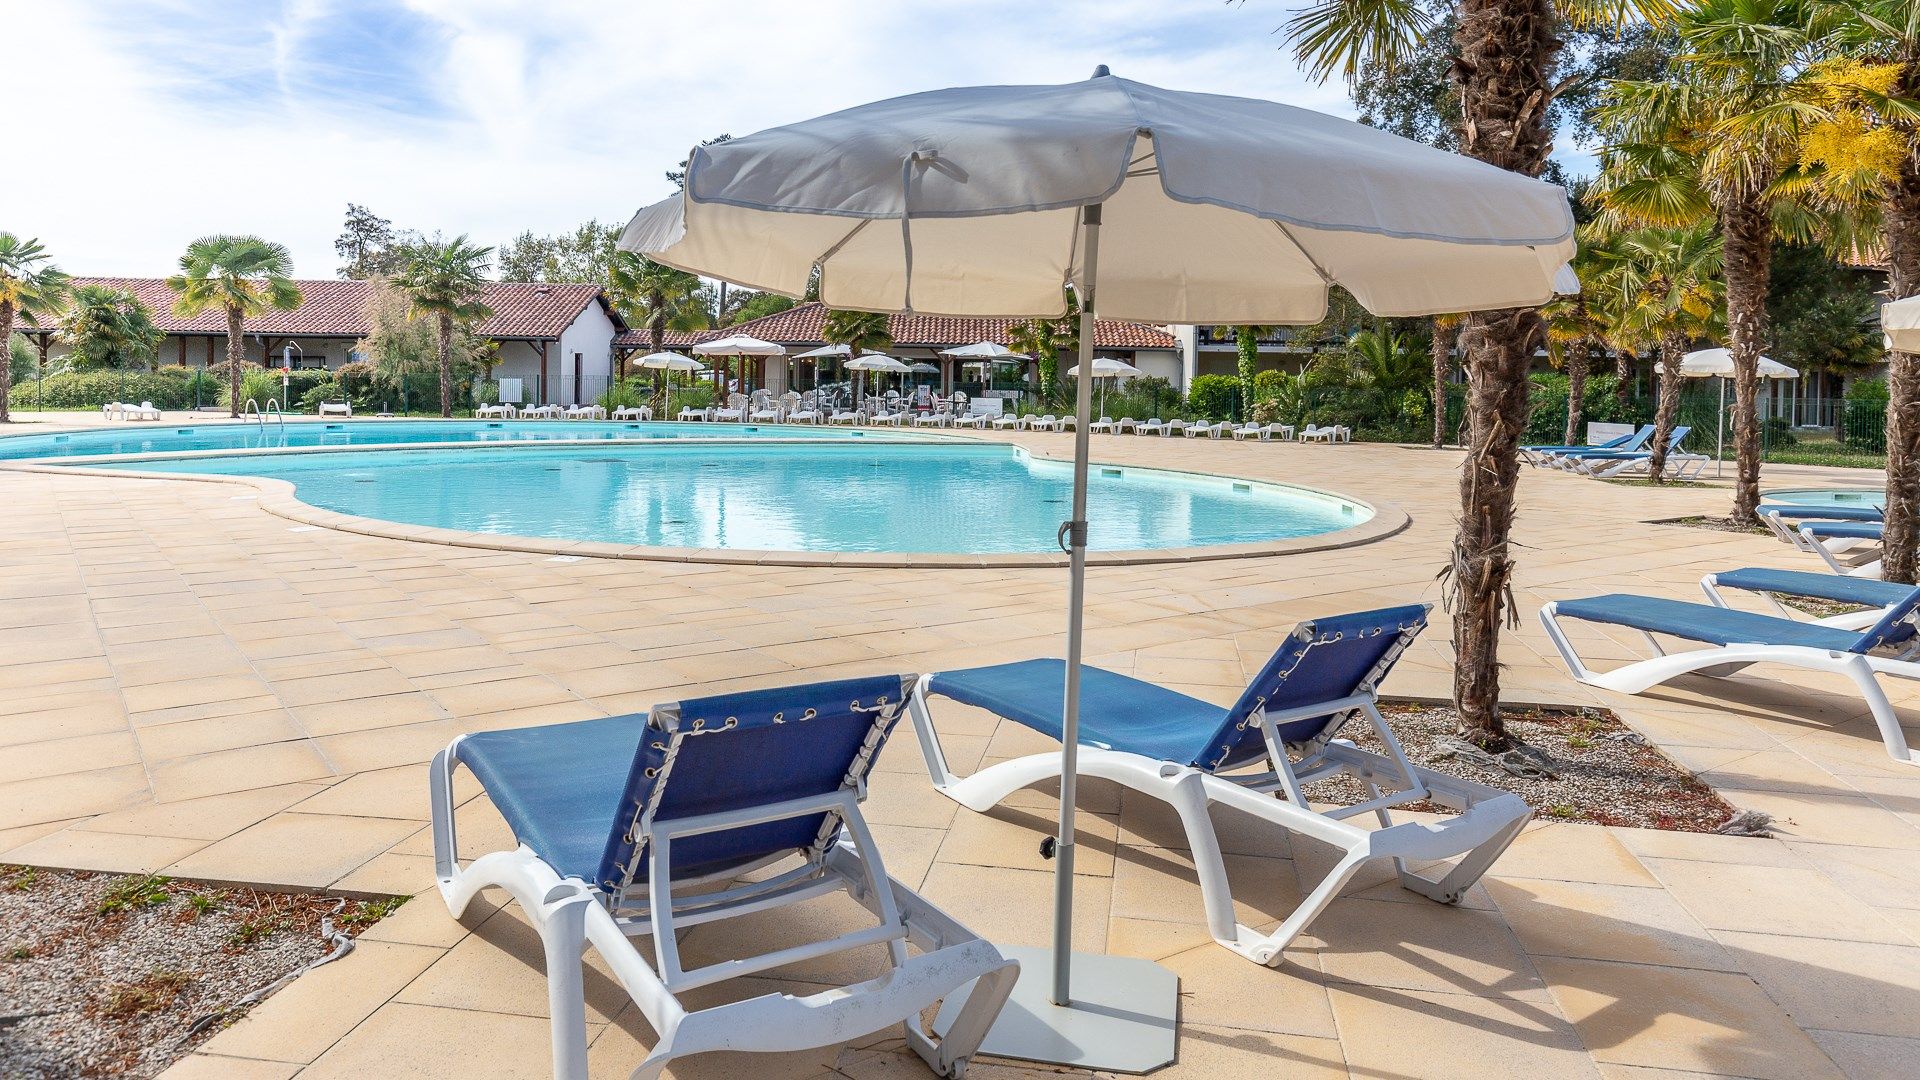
left=1090, top=64, right=1111, bottom=79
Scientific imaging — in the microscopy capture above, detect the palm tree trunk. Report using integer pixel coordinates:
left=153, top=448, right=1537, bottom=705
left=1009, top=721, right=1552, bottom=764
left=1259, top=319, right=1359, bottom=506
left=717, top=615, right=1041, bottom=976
left=1614, top=348, right=1633, bottom=405
left=1882, top=146, right=1920, bottom=585
left=438, top=311, right=454, bottom=418
left=226, top=307, right=245, bottom=418
left=1721, top=197, right=1771, bottom=522
left=1432, top=319, right=1450, bottom=449
left=1564, top=330, right=1589, bottom=447
left=1446, top=0, right=1560, bottom=750
left=1648, top=332, right=1686, bottom=484
left=0, top=301, right=14, bottom=424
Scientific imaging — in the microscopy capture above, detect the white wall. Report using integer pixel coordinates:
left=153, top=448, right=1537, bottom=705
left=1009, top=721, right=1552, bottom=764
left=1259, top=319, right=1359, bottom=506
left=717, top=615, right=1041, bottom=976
left=557, top=301, right=619, bottom=406
left=1129, top=349, right=1182, bottom=387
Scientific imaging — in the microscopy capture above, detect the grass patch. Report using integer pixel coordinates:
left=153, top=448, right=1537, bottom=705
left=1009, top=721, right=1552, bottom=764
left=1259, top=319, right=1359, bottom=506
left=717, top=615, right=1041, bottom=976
left=97, top=875, right=172, bottom=915
left=336, top=895, right=407, bottom=930
left=1600, top=477, right=1714, bottom=489
left=100, top=970, right=193, bottom=1020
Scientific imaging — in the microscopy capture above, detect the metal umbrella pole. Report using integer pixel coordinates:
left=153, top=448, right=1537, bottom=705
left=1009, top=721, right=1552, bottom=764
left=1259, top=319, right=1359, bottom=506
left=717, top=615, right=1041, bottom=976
left=1717, top=377, right=1726, bottom=479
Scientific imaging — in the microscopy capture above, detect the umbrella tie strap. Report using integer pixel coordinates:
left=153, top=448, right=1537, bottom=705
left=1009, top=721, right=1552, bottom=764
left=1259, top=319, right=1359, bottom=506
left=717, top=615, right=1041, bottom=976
left=900, top=152, right=932, bottom=313
left=1057, top=519, right=1086, bottom=552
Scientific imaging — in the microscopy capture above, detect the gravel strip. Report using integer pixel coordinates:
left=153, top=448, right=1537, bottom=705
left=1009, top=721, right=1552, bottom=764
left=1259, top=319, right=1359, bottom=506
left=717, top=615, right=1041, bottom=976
left=1305, top=703, right=1735, bottom=832
left=0, top=869, right=403, bottom=1079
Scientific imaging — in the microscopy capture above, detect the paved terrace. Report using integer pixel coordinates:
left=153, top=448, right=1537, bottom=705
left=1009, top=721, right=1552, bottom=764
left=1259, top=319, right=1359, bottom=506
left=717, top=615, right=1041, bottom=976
left=0, top=416, right=1915, bottom=1079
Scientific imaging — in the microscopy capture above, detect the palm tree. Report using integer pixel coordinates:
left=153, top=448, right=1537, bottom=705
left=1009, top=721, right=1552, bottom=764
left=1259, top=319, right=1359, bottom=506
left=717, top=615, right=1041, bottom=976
left=60, top=285, right=165, bottom=371
left=1803, top=2, right=1920, bottom=581
left=607, top=252, right=712, bottom=404
left=166, top=236, right=302, bottom=418
left=1592, top=0, right=1826, bottom=520
left=0, top=234, right=69, bottom=423
left=1282, top=0, right=1674, bottom=750
left=394, top=236, right=494, bottom=417
left=822, top=309, right=894, bottom=405
left=1608, top=224, right=1725, bottom=482
left=1543, top=228, right=1624, bottom=446
left=1429, top=313, right=1462, bottom=448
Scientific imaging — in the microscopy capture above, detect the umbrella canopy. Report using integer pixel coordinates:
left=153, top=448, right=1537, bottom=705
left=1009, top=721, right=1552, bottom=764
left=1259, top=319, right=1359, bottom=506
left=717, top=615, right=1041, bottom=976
left=941, top=341, right=1032, bottom=360
left=622, top=67, right=1577, bottom=1070
left=1680, top=347, right=1798, bottom=380
left=846, top=353, right=911, bottom=372
left=1067, top=357, right=1142, bottom=377
left=793, top=343, right=852, bottom=358
left=907, top=361, right=941, bottom=374
left=1885, top=295, right=1920, bottom=352
left=624, top=73, right=1573, bottom=322
left=691, top=334, right=786, bottom=356
left=632, top=350, right=703, bottom=371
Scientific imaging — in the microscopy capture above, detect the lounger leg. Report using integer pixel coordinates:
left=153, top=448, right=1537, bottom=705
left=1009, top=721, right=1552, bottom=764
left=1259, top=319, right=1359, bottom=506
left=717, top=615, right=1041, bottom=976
left=1845, top=656, right=1920, bottom=767
left=540, top=884, right=594, bottom=1080
left=1166, top=768, right=1241, bottom=946
left=906, top=958, right=1020, bottom=1078
left=1396, top=806, right=1530, bottom=904
left=1236, top=849, right=1371, bottom=967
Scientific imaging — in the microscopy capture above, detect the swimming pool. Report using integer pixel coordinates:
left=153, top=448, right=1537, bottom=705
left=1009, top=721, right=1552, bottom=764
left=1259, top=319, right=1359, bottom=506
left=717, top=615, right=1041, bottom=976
left=1762, top=487, right=1885, bottom=509
left=89, top=441, right=1373, bottom=555
left=0, top=419, right=905, bottom=461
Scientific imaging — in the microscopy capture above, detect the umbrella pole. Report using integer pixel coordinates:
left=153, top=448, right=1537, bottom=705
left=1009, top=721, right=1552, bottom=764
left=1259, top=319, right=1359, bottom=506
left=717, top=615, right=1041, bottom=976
left=1052, top=203, right=1100, bottom=1006
left=1717, top=377, right=1726, bottom=479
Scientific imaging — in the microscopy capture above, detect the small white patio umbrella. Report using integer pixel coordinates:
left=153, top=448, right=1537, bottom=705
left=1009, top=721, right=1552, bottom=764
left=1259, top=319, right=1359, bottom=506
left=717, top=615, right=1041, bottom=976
left=693, top=334, right=786, bottom=394
left=632, top=350, right=704, bottom=408
left=792, top=343, right=849, bottom=391
left=1066, top=356, right=1142, bottom=415
left=846, top=351, right=910, bottom=405
left=1884, top=294, right=1920, bottom=351
left=623, top=66, right=1574, bottom=1071
left=1680, top=347, right=1800, bottom=477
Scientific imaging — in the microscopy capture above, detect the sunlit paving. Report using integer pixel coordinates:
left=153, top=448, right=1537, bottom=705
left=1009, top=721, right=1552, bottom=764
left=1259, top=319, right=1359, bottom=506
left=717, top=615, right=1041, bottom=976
left=4, top=3, right=1920, bottom=1079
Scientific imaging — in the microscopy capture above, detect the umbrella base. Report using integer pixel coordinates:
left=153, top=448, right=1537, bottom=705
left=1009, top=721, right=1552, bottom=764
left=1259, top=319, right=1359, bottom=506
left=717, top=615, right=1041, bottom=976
left=932, top=945, right=1178, bottom=1073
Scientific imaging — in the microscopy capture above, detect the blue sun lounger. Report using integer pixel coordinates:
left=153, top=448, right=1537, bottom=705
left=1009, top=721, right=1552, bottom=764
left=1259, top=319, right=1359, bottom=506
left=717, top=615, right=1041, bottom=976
left=1758, top=503, right=1883, bottom=548
left=906, top=605, right=1533, bottom=967
left=431, top=675, right=1018, bottom=1080
left=1541, top=588, right=1920, bottom=766
left=1796, top=520, right=1887, bottom=576
left=1521, top=425, right=1651, bottom=467
left=1562, top=426, right=1706, bottom=478
left=1702, top=567, right=1920, bottom=644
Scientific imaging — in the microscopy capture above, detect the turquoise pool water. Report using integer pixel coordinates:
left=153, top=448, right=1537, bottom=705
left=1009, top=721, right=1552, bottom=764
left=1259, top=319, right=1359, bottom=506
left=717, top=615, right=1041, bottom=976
left=0, top=419, right=896, bottom=461
left=101, top=442, right=1368, bottom=554
left=1762, top=488, right=1885, bottom=510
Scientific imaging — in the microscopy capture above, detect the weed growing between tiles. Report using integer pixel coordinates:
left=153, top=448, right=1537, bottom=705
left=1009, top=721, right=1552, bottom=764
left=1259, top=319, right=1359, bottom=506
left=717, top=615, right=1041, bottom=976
left=0, top=866, right=404, bottom=1078
left=1306, top=704, right=1739, bottom=833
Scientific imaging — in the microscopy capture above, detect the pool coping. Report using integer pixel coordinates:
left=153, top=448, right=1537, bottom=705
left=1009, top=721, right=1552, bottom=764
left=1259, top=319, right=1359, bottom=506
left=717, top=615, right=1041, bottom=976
left=0, top=431, right=1409, bottom=568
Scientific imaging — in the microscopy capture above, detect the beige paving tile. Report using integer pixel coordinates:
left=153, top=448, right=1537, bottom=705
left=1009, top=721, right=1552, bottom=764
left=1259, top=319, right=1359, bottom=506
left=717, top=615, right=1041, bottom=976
left=1643, top=858, right=1910, bottom=944
left=1490, top=823, right=1657, bottom=887
left=156, top=1054, right=302, bottom=1079
left=1484, top=877, right=1735, bottom=971
left=0, top=730, right=139, bottom=783
left=395, top=904, right=631, bottom=1023
left=916, top=862, right=1112, bottom=954
left=1328, top=984, right=1598, bottom=1080
left=197, top=940, right=443, bottom=1063
left=1536, top=956, right=1846, bottom=1080
left=0, top=763, right=151, bottom=830
left=1314, top=896, right=1547, bottom=1000
left=0, top=826, right=207, bottom=873
left=1715, top=931, right=1920, bottom=1039
left=1807, top=1030, right=1920, bottom=1080
left=164, top=812, right=417, bottom=889
left=71, top=783, right=325, bottom=841
left=147, top=740, right=335, bottom=802
left=297, top=1001, right=591, bottom=1080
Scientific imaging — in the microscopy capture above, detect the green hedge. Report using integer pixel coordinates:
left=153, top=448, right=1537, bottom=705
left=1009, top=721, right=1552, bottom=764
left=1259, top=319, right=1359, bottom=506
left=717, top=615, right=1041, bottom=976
left=1186, top=374, right=1242, bottom=422
left=1843, top=378, right=1888, bottom=453
left=11, top=368, right=223, bottom=409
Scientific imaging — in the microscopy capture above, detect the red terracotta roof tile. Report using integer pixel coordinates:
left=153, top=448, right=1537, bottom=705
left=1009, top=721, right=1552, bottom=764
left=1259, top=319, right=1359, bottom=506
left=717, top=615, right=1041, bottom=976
left=614, top=301, right=1176, bottom=351
left=51, top=278, right=617, bottom=340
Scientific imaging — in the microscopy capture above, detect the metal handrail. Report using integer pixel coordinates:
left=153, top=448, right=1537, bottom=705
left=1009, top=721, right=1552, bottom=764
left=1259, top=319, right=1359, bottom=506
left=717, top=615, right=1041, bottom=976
left=263, top=399, right=286, bottom=428
left=242, top=398, right=263, bottom=427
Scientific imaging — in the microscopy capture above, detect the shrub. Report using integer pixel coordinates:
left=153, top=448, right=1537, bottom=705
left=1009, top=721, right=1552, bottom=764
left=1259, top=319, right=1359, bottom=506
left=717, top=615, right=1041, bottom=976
left=298, top=382, right=344, bottom=413
left=335, top=361, right=378, bottom=404
left=1186, top=374, right=1241, bottom=422
left=1842, top=377, right=1888, bottom=452
left=1251, top=368, right=1288, bottom=403
left=599, top=378, right=646, bottom=411
left=16, top=368, right=216, bottom=409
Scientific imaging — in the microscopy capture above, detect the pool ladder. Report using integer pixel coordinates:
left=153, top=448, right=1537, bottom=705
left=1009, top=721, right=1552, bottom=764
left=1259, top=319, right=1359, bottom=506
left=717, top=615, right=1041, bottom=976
left=242, top=398, right=286, bottom=429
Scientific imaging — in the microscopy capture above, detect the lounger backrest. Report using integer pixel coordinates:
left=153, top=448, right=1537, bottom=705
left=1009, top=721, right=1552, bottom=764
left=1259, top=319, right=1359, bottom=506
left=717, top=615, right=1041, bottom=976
left=1198, top=605, right=1431, bottom=770
left=596, top=673, right=914, bottom=892
left=1852, top=586, right=1920, bottom=654
left=1621, top=424, right=1657, bottom=450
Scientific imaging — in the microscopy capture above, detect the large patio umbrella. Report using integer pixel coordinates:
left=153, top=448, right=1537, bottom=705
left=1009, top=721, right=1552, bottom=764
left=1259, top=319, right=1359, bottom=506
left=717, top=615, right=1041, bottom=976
left=1680, top=347, right=1800, bottom=477
left=693, top=334, right=785, bottom=394
left=623, top=66, right=1574, bottom=1071
left=793, top=342, right=850, bottom=392
left=1067, top=356, right=1142, bottom=416
left=1884, top=294, right=1920, bottom=351
left=846, top=351, right=910, bottom=406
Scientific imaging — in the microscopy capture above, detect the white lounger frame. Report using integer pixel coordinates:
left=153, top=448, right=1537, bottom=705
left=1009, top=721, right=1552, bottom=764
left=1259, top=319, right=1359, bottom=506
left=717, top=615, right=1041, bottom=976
left=1540, top=602, right=1920, bottom=767
left=906, top=679, right=1531, bottom=967
left=431, top=737, right=1018, bottom=1080
left=1699, top=572, right=1904, bottom=636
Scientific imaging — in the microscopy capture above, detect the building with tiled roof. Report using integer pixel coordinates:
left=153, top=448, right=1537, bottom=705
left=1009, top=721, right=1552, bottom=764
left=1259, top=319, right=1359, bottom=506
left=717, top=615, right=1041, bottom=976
left=15, top=278, right=626, bottom=406
left=614, top=301, right=1185, bottom=394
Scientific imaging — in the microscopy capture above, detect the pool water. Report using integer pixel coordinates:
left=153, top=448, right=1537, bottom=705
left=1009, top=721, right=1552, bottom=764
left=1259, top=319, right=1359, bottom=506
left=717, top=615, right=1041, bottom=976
left=0, top=419, right=898, bottom=461
left=1762, top=488, right=1885, bottom=510
left=104, top=442, right=1368, bottom=554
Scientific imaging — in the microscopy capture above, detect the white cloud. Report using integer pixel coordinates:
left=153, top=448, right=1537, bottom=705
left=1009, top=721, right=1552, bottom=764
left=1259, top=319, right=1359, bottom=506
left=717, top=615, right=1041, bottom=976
left=1, top=0, right=1348, bottom=277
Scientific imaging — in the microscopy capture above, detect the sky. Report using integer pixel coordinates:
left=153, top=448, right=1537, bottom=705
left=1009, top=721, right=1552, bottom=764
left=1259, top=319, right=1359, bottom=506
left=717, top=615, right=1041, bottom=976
left=2, top=1, right=1369, bottom=279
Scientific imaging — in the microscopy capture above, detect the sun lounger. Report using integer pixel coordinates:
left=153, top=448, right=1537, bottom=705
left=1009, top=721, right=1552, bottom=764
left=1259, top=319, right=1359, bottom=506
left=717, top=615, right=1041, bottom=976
left=1299, top=424, right=1349, bottom=443
left=1541, top=588, right=1920, bottom=766
left=611, top=405, right=653, bottom=421
left=1230, top=423, right=1286, bottom=441
left=317, top=400, right=352, bottom=417
left=1563, top=427, right=1700, bottom=477
left=124, top=401, right=163, bottom=421
left=713, top=394, right=748, bottom=422
left=477, top=403, right=517, bottom=419
left=521, top=404, right=563, bottom=419
left=1758, top=504, right=1882, bottom=548
left=1520, top=426, right=1648, bottom=467
left=1701, top=567, right=1920, bottom=640
left=1088, top=416, right=1117, bottom=433
left=431, top=674, right=1018, bottom=1079
left=1799, top=521, right=1886, bottom=577
left=1160, top=419, right=1189, bottom=437
left=908, top=605, right=1532, bottom=966
left=1134, top=417, right=1167, bottom=436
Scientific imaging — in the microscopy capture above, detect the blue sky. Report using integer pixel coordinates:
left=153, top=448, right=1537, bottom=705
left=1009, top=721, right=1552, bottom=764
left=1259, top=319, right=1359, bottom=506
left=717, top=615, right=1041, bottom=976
left=0, top=1, right=1439, bottom=277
